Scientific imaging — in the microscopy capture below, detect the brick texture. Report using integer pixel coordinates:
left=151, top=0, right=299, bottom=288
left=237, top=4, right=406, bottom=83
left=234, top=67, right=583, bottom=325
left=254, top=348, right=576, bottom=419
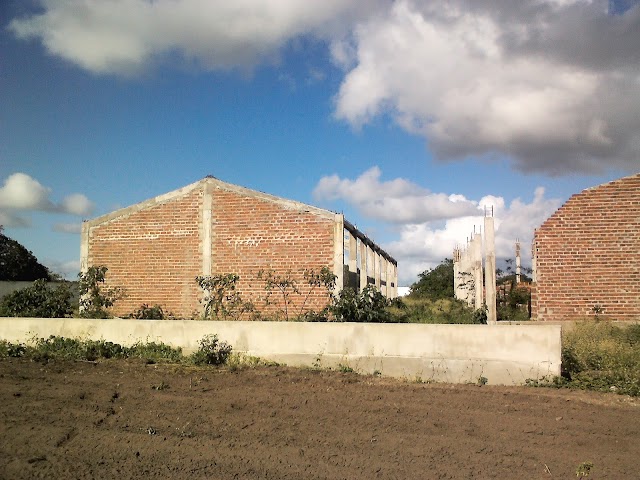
left=531, top=173, right=640, bottom=321
left=87, top=189, right=203, bottom=318
left=86, top=180, right=336, bottom=318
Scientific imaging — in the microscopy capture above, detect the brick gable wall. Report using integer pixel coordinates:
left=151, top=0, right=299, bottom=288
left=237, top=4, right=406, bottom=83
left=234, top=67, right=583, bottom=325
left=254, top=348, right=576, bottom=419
left=211, top=188, right=335, bottom=318
left=87, top=189, right=203, bottom=318
left=531, top=174, right=640, bottom=321
left=85, top=181, right=337, bottom=319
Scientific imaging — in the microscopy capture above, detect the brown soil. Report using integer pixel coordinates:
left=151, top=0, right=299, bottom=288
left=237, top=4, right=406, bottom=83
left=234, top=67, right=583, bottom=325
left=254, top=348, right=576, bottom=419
left=1, top=359, right=638, bottom=480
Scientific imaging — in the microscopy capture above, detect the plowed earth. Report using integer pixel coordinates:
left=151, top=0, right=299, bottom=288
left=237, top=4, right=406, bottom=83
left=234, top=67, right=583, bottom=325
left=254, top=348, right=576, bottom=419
left=1, top=358, right=638, bottom=479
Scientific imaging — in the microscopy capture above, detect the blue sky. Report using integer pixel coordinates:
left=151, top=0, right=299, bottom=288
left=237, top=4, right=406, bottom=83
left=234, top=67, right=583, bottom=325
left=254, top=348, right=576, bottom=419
left=1, top=0, right=638, bottom=285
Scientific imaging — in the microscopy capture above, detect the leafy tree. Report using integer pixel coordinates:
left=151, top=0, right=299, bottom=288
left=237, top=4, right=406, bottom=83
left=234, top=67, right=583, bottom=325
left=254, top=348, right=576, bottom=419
left=78, top=266, right=124, bottom=318
left=409, top=258, right=454, bottom=300
left=0, top=227, right=51, bottom=281
left=0, top=279, right=72, bottom=317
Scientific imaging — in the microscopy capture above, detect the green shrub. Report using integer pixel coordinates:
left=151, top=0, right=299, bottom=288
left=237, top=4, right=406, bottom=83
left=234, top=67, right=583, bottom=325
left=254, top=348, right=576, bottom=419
left=0, top=279, right=73, bottom=318
left=557, top=322, right=640, bottom=396
left=78, top=266, right=124, bottom=318
left=191, top=334, right=232, bottom=365
left=0, top=339, right=26, bottom=358
left=330, top=285, right=395, bottom=323
left=387, top=296, right=485, bottom=324
left=129, top=304, right=166, bottom=320
left=127, top=341, right=183, bottom=364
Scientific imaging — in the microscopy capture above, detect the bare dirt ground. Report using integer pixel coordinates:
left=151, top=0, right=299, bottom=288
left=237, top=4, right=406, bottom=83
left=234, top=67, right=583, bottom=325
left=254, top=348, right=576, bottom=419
left=1, top=359, right=638, bottom=480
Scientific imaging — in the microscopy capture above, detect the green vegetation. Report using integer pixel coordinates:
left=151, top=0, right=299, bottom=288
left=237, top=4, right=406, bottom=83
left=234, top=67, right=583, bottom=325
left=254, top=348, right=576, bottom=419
left=409, top=258, right=454, bottom=300
left=78, top=266, right=124, bottom=318
left=0, top=334, right=236, bottom=367
left=527, top=321, right=640, bottom=397
left=386, top=296, right=487, bottom=324
left=0, top=279, right=73, bottom=317
left=0, top=227, right=52, bottom=281
left=190, top=334, right=233, bottom=365
left=331, top=285, right=395, bottom=323
left=196, top=273, right=254, bottom=320
left=129, top=303, right=168, bottom=320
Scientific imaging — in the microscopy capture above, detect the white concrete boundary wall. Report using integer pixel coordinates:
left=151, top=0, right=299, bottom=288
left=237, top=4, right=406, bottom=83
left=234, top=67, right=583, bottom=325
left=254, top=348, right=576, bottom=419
left=0, top=318, right=561, bottom=386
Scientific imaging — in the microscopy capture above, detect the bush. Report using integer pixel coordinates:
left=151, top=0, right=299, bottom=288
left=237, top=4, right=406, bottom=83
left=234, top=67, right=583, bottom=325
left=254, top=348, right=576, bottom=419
left=191, top=334, right=233, bottom=365
left=78, top=266, right=124, bottom=318
left=387, top=296, right=486, bottom=324
left=330, top=285, right=394, bottom=323
left=0, top=279, right=72, bottom=318
left=558, top=322, right=640, bottom=396
left=129, top=304, right=166, bottom=320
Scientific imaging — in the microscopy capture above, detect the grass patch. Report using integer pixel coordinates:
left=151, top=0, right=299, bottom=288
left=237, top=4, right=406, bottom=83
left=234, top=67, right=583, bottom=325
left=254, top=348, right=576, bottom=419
left=528, top=321, right=640, bottom=397
left=387, top=296, right=485, bottom=324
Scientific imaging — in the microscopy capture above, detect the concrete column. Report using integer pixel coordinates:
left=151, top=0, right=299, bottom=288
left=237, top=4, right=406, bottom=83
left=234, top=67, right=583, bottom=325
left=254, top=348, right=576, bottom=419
left=80, top=221, right=90, bottom=273
left=359, top=240, right=368, bottom=291
left=453, top=247, right=461, bottom=301
left=374, top=251, right=381, bottom=290
left=333, top=214, right=345, bottom=295
left=515, top=240, right=521, bottom=284
left=201, top=183, right=213, bottom=276
left=348, top=231, right=357, bottom=289
left=484, top=216, right=497, bottom=324
left=385, top=260, right=393, bottom=298
left=471, top=233, right=484, bottom=310
left=394, top=263, right=398, bottom=298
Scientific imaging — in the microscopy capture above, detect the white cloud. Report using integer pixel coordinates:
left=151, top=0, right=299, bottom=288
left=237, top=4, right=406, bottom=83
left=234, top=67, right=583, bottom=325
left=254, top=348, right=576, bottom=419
left=53, top=222, right=83, bottom=234
left=44, top=258, right=80, bottom=280
left=386, top=187, right=561, bottom=285
left=0, top=173, right=55, bottom=211
left=333, top=0, right=640, bottom=174
left=60, top=194, right=94, bottom=216
left=9, top=1, right=639, bottom=175
left=8, top=0, right=385, bottom=75
left=314, top=168, right=562, bottom=285
left=314, top=166, right=478, bottom=223
left=0, top=173, right=95, bottom=220
left=0, top=211, right=31, bottom=228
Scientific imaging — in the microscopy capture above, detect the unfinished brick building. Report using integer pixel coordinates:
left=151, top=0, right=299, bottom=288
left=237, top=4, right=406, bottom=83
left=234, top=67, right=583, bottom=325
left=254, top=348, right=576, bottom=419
left=531, top=173, right=640, bottom=322
left=81, top=177, right=397, bottom=319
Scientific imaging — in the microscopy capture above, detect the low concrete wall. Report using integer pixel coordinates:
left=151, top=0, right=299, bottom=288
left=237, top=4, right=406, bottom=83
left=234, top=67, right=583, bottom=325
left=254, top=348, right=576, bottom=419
left=0, top=318, right=561, bottom=386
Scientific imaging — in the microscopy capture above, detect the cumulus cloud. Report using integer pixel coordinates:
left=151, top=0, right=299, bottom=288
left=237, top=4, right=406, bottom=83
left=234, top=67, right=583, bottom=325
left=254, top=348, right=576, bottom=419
left=314, top=168, right=562, bottom=285
left=333, top=0, right=640, bottom=174
left=387, top=187, right=561, bottom=285
left=0, top=173, right=95, bottom=224
left=53, top=222, right=83, bottom=234
left=9, top=1, right=640, bottom=175
left=8, top=0, right=385, bottom=75
left=314, top=167, right=478, bottom=223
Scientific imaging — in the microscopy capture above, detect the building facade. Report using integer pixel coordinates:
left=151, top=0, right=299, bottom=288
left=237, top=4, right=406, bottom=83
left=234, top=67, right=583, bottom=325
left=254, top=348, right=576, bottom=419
left=531, top=173, right=640, bottom=322
left=81, top=177, right=397, bottom=319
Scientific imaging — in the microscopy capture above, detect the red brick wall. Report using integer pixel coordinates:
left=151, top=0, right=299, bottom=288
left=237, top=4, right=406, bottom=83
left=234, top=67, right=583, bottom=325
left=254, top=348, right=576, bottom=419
left=531, top=174, right=640, bottom=321
left=211, top=188, right=335, bottom=319
left=87, top=189, right=203, bottom=318
left=86, top=182, right=337, bottom=319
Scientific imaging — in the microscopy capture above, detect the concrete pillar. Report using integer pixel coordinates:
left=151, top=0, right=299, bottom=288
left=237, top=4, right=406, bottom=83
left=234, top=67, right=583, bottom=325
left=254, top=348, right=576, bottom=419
left=348, top=231, right=357, bottom=289
left=515, top=240, right=521, bottom=284
left=386, top=260, right=394, bottom=298
left=393, top=263, right=398, bottom=298
left=471, top=233, right=484, bottom=310
left=484, top=216, right=497, bottom=324
left=374, top=251, right=381, bottom=290
left=453, top=247, right=461, bottom=301
left=202, top=182, right=213, bottom=276
left=333, top=214, right=345, bottom=295
left=80, top=221, right=90, bottom=274
left=359, top=240, right=368, bottom=291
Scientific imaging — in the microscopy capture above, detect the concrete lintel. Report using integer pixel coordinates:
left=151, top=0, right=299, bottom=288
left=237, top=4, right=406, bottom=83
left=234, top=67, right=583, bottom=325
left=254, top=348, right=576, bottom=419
left=343, top=219, right=396, bottom=266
